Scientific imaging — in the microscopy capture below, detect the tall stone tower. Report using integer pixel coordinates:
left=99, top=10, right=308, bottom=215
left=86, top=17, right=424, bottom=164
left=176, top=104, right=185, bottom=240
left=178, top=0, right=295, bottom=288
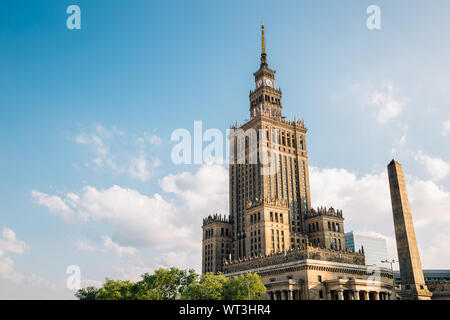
left=387, top=160, right=432, bottom=300
left=228, top=19, right=312, bottom=259
left=202, top=20, right=348, bottom=274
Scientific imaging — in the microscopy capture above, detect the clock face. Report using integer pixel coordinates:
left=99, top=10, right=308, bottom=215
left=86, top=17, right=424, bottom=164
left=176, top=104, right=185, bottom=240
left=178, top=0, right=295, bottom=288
left=257, top=80, right=262, bottom=88
left=265, top=79, right=273, bottom=87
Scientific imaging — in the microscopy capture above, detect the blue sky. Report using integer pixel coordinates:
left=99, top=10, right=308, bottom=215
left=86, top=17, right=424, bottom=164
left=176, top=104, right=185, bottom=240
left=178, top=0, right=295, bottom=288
left=1, top=0, right=450, bottom=299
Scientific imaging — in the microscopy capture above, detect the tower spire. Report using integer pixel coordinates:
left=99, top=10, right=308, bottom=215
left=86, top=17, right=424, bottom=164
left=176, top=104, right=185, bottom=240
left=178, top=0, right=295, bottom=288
left=260, top=18, right=268, bottom=68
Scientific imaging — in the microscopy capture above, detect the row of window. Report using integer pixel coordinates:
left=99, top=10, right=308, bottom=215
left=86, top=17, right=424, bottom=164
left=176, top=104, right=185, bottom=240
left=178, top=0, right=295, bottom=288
left=251, top=94, right=281, bottom=107
left=204, top=227, right=231, bottom=239
left=307, top=221, right=341, bottom=234
left=269, top=211, right=284, bottom=223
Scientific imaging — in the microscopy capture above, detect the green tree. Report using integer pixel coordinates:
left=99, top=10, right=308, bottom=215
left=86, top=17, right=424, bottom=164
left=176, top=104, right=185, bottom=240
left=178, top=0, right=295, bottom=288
left=75, top=268, right=199, bottom=300
left=135, top=268, right=198, bottom=300
left=74, top=268, right=266, bottom=300
left=75, top=286, right=99, bottom=300
left=222, top=273, right=266, bottom=300
left=94, top=279, right=135, bottom=300
left=182, top=272, right=228, bottom=300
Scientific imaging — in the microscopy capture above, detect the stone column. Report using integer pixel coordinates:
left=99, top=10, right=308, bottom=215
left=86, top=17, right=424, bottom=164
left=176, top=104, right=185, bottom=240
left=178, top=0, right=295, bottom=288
left=353, top=290, right=360, bottom=300
left=387, top=160, right=431, bottom=300
left=288, top=290, right=293, bottom=300
left=374, top=292, right=380, bottom=300
left=337, top=289, right=344, bottom=301
left=363, top=291, right=369, bottom=300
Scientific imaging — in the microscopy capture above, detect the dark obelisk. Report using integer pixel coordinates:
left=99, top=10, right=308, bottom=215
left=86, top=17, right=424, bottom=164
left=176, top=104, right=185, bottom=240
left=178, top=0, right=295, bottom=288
left=387, top=160, right=432, bottom=300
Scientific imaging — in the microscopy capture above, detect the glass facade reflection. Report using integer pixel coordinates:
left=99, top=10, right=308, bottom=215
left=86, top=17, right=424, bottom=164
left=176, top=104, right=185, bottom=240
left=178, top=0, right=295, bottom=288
left=345, top=231, right=388, bottom=266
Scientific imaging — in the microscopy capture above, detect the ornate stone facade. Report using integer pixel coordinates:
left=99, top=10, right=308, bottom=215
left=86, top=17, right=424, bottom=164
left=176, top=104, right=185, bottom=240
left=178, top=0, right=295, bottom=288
left=201, top=21, right=394, bottom=299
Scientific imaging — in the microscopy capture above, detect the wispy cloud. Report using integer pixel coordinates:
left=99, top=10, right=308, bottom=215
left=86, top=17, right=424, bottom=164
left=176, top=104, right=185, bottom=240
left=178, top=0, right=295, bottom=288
left=73, top=124, right=162, bottom=181
left=369, top=82, right=407, bottom=124
left=0, top=228, right=55, bottom=289
left=351, top=81, right=408, bottom=125
left=414, top=151, right=450, bottom=181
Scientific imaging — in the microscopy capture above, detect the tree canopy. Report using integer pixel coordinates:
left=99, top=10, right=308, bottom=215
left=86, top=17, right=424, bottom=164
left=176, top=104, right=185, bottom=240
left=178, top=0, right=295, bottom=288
left=75, top=268, right=266, bottom=300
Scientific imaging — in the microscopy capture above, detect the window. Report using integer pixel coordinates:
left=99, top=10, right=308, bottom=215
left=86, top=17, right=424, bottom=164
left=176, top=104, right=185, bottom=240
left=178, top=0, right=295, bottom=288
left=319, top=290, right=323, bottom=299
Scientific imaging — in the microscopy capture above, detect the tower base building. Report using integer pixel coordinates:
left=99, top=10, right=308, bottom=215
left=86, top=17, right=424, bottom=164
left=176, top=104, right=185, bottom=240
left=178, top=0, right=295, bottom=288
left=201, top=21, right=394, bottom=300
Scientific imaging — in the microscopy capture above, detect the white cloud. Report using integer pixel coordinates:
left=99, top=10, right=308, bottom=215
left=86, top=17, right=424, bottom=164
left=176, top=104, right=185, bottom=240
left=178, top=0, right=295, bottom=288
left=26, top=273, right=57, bottom=289
left=34, top=164, right=228, bottom=277
left=0, top=256, right=25, bottom=283
left=74, top=125, right=162, bottom=181
left=75, top=239, right=97, bottom=252
left=128, top=156, right=161, bottom=182
left=111, top=249, right=202, bottom=282
left=31, top=191, right=74, bottom=221
left=102, top=236, right=137, bottom=257
left=128, top=157, right=151, bottom=182
left=113, top=257, right=156, bottom=282
left=76, top=237, right=137, bottom=257
left=351, top=82, right=407, bottom=125
left=76, top=133, right=109, bottom=156
left=81, top=278, right=104, bottom=288
left=369, top=83, right=407, bottom=124
left=442, top=120, right=450, bottom=137
left=148, top=135, right=162, bottom=145
left=33, top=185, right=195, bottom=250
left=309, top=166, right=392, bottom=233
left=309, top=165, right=450, bottom=268
left=421, top=228, right=450, bottom=269
left=414, top=151, right=450, bottom=181
left=0, top=228, right=55, bottom=289
left=159, top=164, right=228, bottom=215
left=0, top=228, right=29, bottom=282
left=0, top=228, right=30, bottom=257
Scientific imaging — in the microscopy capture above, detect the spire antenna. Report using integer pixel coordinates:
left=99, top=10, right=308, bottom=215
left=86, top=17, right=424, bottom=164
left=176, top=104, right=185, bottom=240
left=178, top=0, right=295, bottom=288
left=260, top=18, right=268, bottom=67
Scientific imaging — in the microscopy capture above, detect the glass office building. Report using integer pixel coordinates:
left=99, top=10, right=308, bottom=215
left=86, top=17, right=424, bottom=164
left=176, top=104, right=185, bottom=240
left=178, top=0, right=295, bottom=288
left=345, top=231, right=388, bottom=266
